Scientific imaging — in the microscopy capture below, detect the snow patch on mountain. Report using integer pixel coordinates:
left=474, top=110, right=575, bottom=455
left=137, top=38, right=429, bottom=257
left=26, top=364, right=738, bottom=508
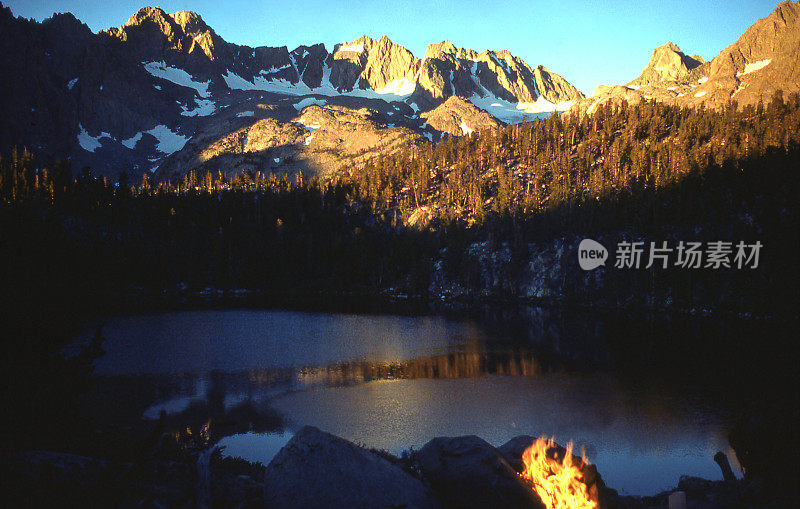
left=260, top=64, right=291, bottom=75
left=294, top=97, right=327, bottom=111
left=337, top=42, right=364, bottom=53
left=223, top=69, right=420, bottom=104
left=145, top=125, right=189, bottom=154
left=738, top=59, right=771, bottom=76
left=236, top=111, right=254, bottom=117
left=143, top=61, right=211, bottom=98
left=459, top=121, right=473, bottom=135
left=374, top=78, right=416, bottom=96
left=586, top=100, right=601, bottom=115
left=467, top=93, right=564, bottom=123
left=181, top=98, right=216, bottom=117
left=77, top=124, right=111, bottom=152
left=298, top=119, right=320, bottom=131
left=121, top=132, right=143, bottom=149
left=67, top=78, right=78, bottom=90
left=223, top=71, right=311, bottom=95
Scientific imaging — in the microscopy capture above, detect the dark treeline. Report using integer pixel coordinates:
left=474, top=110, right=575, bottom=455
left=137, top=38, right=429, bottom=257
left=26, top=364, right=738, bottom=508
left=339, top=92, right=799, bottom=229
left=1, top=94, right=798, bottom=312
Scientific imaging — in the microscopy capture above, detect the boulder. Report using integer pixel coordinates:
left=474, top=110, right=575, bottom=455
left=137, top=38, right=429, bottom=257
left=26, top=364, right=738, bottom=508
left=263, top=426, right=439, bottom=509
left=498, top=434, right=539, bottom=473
left=415, top=435, right=545, bottom=509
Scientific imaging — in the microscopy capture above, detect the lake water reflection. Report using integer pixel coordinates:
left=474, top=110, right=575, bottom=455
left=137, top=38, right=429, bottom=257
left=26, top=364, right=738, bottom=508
left=74, top=307, right=743, bottom=496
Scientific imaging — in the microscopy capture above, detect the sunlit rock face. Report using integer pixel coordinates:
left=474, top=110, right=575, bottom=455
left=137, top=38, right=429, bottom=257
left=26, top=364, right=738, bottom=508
left=421, top=96, right=501, bottom=137
left=572, top=1, right=800, bottom=115
left=682, top=0, right=800, bottom=109
left=631, top=41, right=705, bottom=87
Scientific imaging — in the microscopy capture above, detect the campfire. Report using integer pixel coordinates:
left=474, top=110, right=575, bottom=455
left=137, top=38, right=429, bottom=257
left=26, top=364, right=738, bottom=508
left=520, top=437, right=599, bottom=509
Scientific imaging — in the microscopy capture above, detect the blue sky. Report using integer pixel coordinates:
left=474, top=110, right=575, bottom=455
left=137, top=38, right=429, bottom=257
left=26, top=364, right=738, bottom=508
left=5, top=0, right=780, bottom=94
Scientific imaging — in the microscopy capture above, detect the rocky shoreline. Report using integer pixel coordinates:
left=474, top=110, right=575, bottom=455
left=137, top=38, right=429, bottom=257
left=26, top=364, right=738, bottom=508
left=2, top=426, right=766, bottom=508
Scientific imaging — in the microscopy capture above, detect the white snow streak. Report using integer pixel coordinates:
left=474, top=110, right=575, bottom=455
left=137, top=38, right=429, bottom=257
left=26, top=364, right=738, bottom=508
left=337, top=42, right=364, bottom=53
left=738, top=59, right=771, bottom=76
left=468, top=92, right=561, bottom=123
left=121, top=132, right=142, bottom=149
left=143, top=61, right=211, bottom=98
left=294, top=97, right=327, bottom=111
left=374, top=78, right=416, bottom=96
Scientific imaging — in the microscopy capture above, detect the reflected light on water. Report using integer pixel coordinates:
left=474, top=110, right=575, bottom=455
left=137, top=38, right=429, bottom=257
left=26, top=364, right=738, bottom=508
left=266, top=375, right=732, bottom=496
left=73, top=307, right=746, bottom=496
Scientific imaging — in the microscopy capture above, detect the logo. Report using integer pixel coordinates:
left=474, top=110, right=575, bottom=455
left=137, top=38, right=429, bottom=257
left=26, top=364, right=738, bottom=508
left=578, top=239, right=608, bottom=270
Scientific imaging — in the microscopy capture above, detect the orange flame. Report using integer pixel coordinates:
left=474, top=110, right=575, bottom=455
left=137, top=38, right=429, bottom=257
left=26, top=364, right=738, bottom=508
left=520, top=437, right=597, bottom=509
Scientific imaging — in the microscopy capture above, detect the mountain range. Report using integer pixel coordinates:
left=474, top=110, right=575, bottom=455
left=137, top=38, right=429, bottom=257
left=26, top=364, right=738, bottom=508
left=0, top=1, right=797, bottom=181
left=0, top=4, right=582, bottom=180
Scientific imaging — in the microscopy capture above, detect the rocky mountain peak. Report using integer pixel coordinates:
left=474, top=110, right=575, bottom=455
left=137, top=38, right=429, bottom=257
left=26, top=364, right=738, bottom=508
left=420, top=96, right=501, bottom=137
left=360, top=35, right=420, bottom=90
left=122, top=6, right=176, bottom=31
left=686, top=0, right=799, bottom=108
left=41, top=11, right=86, bottom=31
left=630, top=41, right=704, bottom=86
left=171, top=10, right=209, bottom=35
left=334, top=35, right=372, bottom=54
left=107, top=6, right=222, bottom=62
left=424, top=41, right=457, bottom=60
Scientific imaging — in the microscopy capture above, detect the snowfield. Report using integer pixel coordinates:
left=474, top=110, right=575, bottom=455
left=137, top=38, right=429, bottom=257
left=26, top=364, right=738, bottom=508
left=337, top=42, right=364, bottom=53
left=181, top=98, right=216, bottom=117
left=738, top=59, right=771, bottom=76
left=294, top=97, right=327, bottom=111
left=374, top=78, right=416, bottom=96
left=223, top=67, right=421, bottom=104
left=145, top=125, right=189, bottom=154
left=121, top=132, right=143, bottom=149
left=468, top=92, right=568, bottom=123
left=143, top=61, right=211, bottom=98
left=77, top=124, right=111, bottom=152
